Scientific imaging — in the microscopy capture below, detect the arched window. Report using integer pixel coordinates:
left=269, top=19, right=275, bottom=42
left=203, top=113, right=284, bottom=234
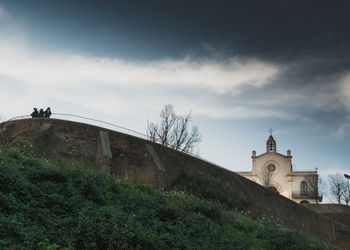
left=300, top=181, right=308, bottom=195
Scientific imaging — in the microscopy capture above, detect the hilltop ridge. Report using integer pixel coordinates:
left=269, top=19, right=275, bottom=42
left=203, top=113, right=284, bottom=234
left=0, top=118, right=349, bottom=246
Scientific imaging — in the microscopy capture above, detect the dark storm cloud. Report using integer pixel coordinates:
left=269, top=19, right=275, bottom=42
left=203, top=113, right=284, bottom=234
left=2, top=0, right=350, bottom=61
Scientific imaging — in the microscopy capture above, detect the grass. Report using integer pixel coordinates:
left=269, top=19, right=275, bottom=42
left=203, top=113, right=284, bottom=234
left=0, top=146, right=337, bottom=249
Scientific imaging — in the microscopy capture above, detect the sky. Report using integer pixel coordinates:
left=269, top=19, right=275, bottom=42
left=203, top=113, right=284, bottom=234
left=0, top=0, right=350, bottom=202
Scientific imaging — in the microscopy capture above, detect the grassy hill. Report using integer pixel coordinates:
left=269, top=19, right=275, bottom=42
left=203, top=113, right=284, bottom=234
left=0, top=146, right=336, bottom=249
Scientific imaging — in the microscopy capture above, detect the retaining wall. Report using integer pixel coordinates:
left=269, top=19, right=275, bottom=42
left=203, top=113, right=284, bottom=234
left=1, top=118, right=349, bottom=244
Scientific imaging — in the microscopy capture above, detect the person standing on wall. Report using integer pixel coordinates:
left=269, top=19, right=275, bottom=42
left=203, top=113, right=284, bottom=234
left=31, top=108, right=39, bottom=118
left=44, top=107, right=52, bottom=118
left=38, top=109, right=45, bottom=118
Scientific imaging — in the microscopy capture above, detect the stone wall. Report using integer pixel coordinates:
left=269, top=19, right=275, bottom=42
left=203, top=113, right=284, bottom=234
left=0, top=118, right=349, bottom=245
left=303, top=204, right=350, bottom=248
left=304, top=204, right=350, bottom=230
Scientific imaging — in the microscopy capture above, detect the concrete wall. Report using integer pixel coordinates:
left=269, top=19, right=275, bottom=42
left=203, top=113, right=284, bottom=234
left=0, top=118, right=349, bottom=244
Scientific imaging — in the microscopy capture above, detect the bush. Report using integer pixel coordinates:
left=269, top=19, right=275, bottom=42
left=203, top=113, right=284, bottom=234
left=0, top=146, right=337, bottom=249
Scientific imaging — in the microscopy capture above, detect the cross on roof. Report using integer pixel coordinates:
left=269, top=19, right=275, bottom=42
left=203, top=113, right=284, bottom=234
left=269, top=128, right=274, bottom=136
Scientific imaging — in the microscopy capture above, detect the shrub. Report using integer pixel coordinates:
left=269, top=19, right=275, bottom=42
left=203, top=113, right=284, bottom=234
left=0, top=146, right=337, bottom=249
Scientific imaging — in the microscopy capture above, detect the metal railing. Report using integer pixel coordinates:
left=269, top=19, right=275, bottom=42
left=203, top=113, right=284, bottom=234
left=8, top=113, right=149, bottom=140
left=6, top=113, right=230, bottom=172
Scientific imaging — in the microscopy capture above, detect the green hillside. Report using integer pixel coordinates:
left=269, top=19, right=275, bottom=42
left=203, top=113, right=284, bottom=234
left=0, top=146, right=336, bottom=249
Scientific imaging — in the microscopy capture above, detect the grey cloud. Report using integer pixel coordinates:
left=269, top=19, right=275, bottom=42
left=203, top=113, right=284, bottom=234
left=2, top=0, right=350, bottom=61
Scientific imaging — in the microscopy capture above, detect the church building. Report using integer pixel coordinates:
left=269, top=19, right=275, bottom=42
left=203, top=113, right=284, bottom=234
left=236, top=134, right=322, bottom=204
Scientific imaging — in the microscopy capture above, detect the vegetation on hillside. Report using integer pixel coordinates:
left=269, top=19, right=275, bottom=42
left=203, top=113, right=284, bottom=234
left=0, top=146, right=336, bottom=249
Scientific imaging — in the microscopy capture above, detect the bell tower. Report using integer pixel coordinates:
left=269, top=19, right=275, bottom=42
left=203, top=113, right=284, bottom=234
left=266, top=135, right=276, bottom=153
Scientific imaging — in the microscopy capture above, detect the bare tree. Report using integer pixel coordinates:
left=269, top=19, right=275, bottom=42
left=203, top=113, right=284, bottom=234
left=260, top=167, right=273, bottom=188
left=328, top=174, right=347, bottom=204
left=305, top=175, right=325, bottom=204
left=147, top=104, right=201, bottom=154
left=257, top=164, right=278, bottom=192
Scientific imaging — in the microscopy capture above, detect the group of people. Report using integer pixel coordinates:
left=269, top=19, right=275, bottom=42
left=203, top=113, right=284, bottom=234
left=31, top=107, right=52, bottom=118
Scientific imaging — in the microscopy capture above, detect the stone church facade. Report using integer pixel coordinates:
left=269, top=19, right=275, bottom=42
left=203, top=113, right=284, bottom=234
left=236, top=135, right=321, bottom=204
